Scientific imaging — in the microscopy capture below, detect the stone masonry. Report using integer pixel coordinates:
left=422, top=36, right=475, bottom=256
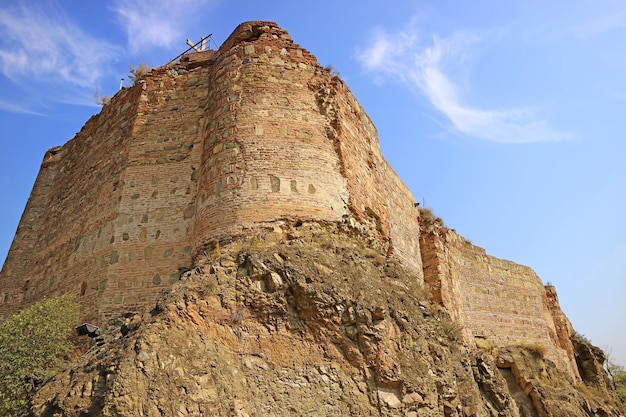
left=420, top=216, right=580, bottom=380
left=0, top=21, right=578, bottom=379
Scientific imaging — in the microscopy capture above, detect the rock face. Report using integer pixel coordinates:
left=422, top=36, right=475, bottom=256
left=32, top=223, right=625, bottom=416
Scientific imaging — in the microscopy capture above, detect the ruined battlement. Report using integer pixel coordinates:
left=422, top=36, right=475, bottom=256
left=419, top=216, right=580, bottom=379
left=0, top=21, right=579, bottom=379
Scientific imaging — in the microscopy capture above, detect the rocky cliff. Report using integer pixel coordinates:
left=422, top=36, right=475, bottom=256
left=32, top=223, right=624, bottom=416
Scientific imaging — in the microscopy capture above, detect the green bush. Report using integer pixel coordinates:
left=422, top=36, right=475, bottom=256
left=0, top=294, right=80, bottom=415
left=607, top=360, right=626, bottom=403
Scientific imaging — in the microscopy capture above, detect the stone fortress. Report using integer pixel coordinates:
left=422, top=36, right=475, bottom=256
left=0, top=21, right=579, bottom=380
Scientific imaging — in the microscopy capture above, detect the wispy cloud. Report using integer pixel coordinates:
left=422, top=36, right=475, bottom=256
left=0, top=3, right=120, bottom=88
left=111, top=0, right=217, bottom=53
left=357, top=25, right=567, bottom=143
left=0, top=98, right=44, bottom=116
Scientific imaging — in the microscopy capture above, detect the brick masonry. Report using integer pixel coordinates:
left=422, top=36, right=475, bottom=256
left=420, top=217, right=580, bottom=380
left=0, top=21, right=577, bottom=378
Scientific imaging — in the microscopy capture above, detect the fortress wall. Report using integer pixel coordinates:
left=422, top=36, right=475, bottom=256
left=543, top=285, right=580, bottom=378
left=0, top=148, right=64, bottom=320
left=328, top=79, right=423, bottom=275
left=380, top=161, right=423, bottom=276
left=0, top=86, right=142, bottom=321
left=0, top=61, right=210, bottom=323
left=420, top=219, right=579, bottom=379
left=1, top=21, right=426, bottom=322
left=193, top=22, right=350, bottom=253
left=95, top=65, right=208, bottom=320
left=193, top=21, right=422, bottom=275
left=419, top=219, right=468, bottom=332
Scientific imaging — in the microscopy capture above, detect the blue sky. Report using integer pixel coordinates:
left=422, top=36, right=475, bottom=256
left=0, top=0, right=624, bottom=366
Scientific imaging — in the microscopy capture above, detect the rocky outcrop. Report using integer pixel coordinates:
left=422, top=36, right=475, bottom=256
left=31, top=223, right=625, bottom=416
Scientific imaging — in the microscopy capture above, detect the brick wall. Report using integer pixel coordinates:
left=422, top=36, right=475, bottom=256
left=544, top=285, right=580, bottom=377
left=192, top=22, right=350, bottom=253
left=324, top=77, right=423, bottom=274
left=191, top=21, right=423, bottom=273
left=0, top=84, right=140, bottom=322
left=96, top=63, right=208, bottom=320
left=0, top=21, right=422, bottom=323
left=420, top=218, right=580, bottom=380
left=0, top=62, right=212, bottom=322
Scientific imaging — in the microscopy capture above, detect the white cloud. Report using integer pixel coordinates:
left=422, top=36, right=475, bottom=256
left=0, top=4, right=120, bottom=88
left=357, top=26, right=567, bottom=143
left=0, top=98, right=43, bottom=116
left=111, top=0, right=217, bottom=53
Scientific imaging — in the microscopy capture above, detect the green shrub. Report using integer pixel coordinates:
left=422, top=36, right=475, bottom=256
left=607, top=360, right=626, bottom=403
left=0, top=294, right=80, bottom=415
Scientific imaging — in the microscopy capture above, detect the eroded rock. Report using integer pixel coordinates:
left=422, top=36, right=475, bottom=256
left=31, top=223, right=626, bottom=416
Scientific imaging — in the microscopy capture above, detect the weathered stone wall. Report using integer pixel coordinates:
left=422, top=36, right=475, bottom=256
left=190, top=21, right=422, bottom=276
left=0, top=21, right=423, bottom=322
left=544, top=285, right=580, bottom=378
left=312, top=72, right=423, bottom=274
left=97, top=64, right=208, bottom=320
left=0, top=62, right=211, bottom=322
left=192, top=22, right=349, bottom=253
left=420, top=218, right=580, bottom=380
left=0, top=85, right=139, bottom=321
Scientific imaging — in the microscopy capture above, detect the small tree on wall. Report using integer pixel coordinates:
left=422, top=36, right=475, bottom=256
left=0, top=294, right=80, bottom=415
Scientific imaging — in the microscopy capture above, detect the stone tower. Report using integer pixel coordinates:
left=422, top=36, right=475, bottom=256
left=0, top=21, right=422, bottom=323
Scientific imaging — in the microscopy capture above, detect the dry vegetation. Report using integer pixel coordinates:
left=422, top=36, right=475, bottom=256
left=128, top=63, right=153, bottom=85
left=93, top=89, right=111, bottom=106
left=419, top=207, right=444, bottom=227
left=521, top=343, right=547, bottom=356
left=439, top=316, right=462, bottom=342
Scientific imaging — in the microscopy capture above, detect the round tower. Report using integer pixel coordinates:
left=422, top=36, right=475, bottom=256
left=193, top=22, right=349, bottom=255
